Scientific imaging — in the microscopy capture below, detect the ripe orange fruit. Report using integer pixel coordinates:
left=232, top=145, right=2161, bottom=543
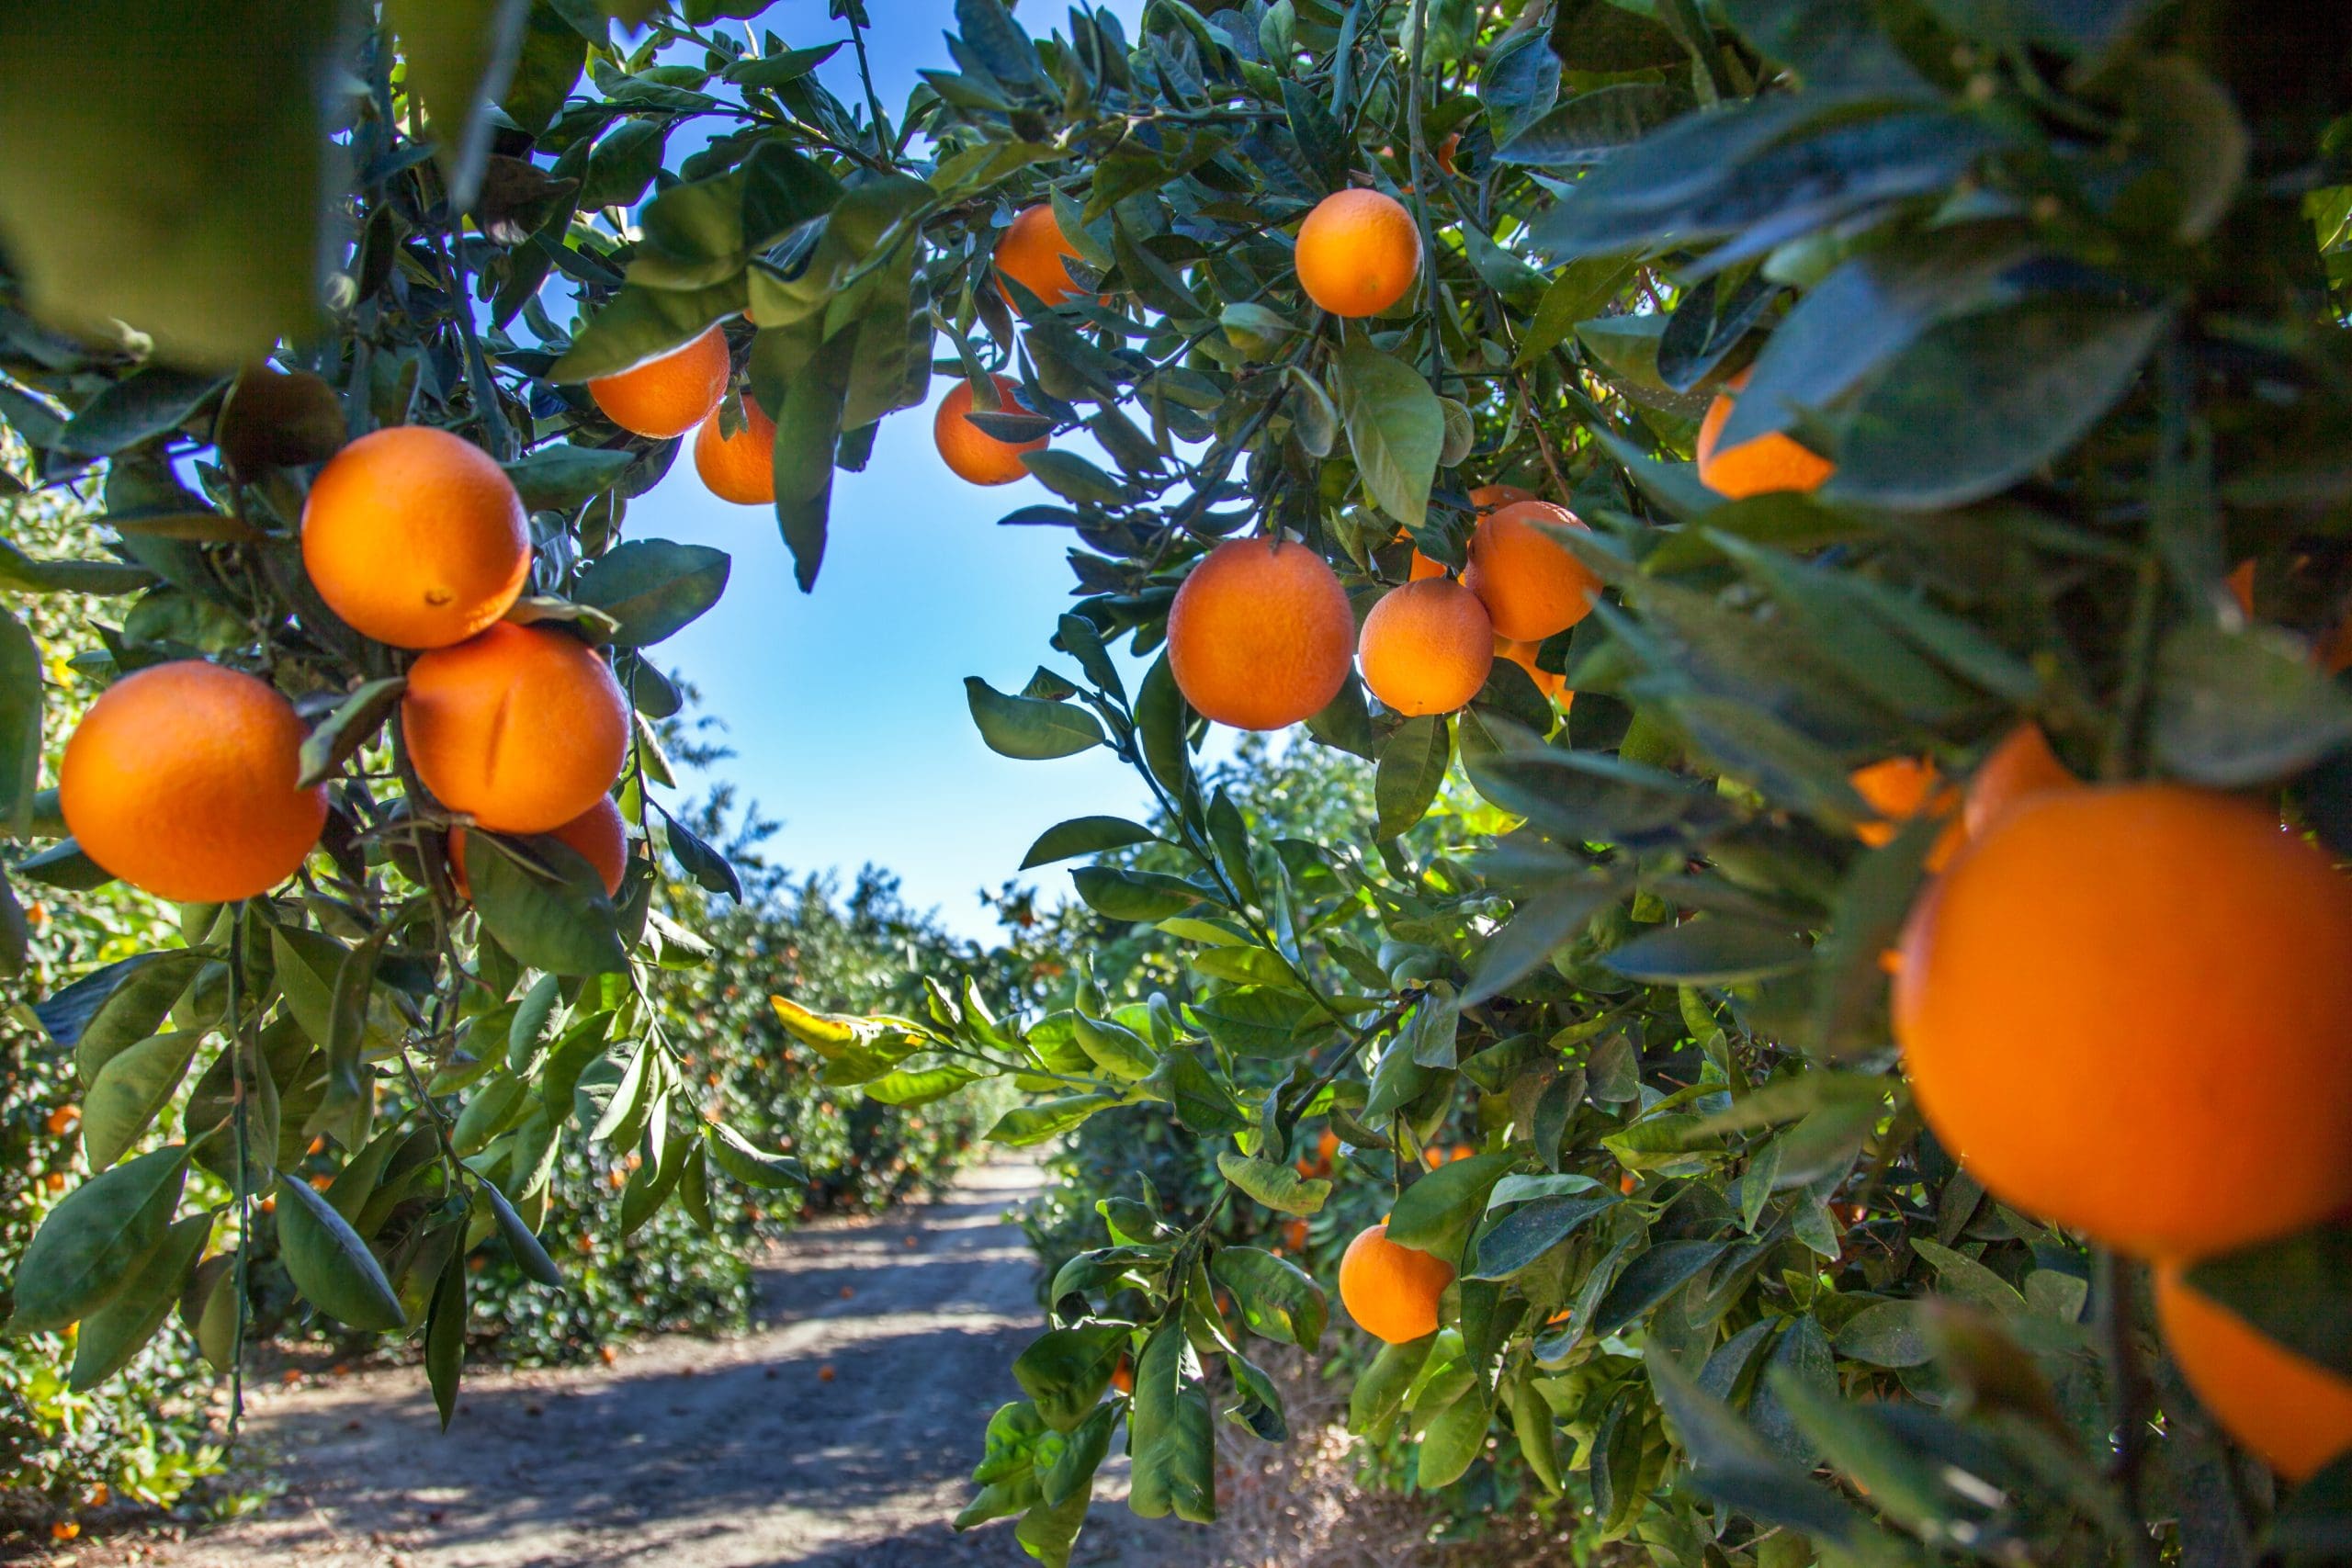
left=995, top=204, right=1088, bottom=310
left=1421, top=1145, right=1446, bottom=1170
left=1407, top=549, right=1446, bottom=581
left=1295, top=189, right=1420, bottom=318
left=1495, top=637, right=1567, bottom=702
left=1317, top=1127, right=1341, bottom=1166
left=1339, top=1222, right=1453, bottom=1344
left=61, top=661, right=327, bottom=903
left=693, top=398, right=776, bottom=505
left=1892, top=785, right=2352, bottom=1258
left=2225, top=559, right=2256, bottom=617
left=588, top=324, right=729, bottom=439
left=1463, top=500, right=1601, bottom=643
left=1359, top=578, right=1493, bottom=716
left=1109, top=1358, right=1135, bottom=1395
left=934, top=376, right=1046, bottom=487
left=2155, top=1261, right=2352, bottom=1481
left=401, top=624, right=628, bottom=834
left=1850, top=757, right=1964, bottom=870
left=44, top=1104, right=78, bottom=1137
left=1696, top=367, right=1837, bottom=500
left=449, top=795, right=628, bottom=900
left=1282, top=1218, right=1310, bottom=1252
left=1962, top=724, right=2077, bottom=841
left=1167, top=539, right=1354, bottom=730
left=301, top=426, right=530, bottom=650
left=1436, top=131, right=1462, bottom=176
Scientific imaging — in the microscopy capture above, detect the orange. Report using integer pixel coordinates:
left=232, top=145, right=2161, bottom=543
left=61, top=661, right=327, bottom=903
left=1850, top=757, right=1964, bottom=870
left=1495, top=637, right=1567, bottom=703
left=934, top=377, right=1046, bottom=487
left=1892, top=785, right=2352, bottom=1258
left=449, top=795, right=628, bottom=900
left=1109, top=1358, right=1134, bottom=1395
left=1408, top=549, right=1446, bottom=581
left=1338, top=1222, right=1453, bottom=1344
left=401, top=624, right=628, bottom=834
left=1282, top=1218, right=1310, bottom=1252
left=693, top=398, right=776, bottom=504
left=1358, top=578, right=1493, bottom=716
left=1695, top=367, right=1837, bottom=500
left=1317, top=1127, right=1341, bottom=1166
left=2225, top=559, right=2256, bottom=617
left=1295, top=189, right=1419, bottom=318
left=43, top=1104, right=78, bottom=1137
left=1436, top=131, right=1461, bottom=176
left=2156, top=1261, right=2352, bottom=1481
left=1463, top=501, right=1601, bottom=643
left=1961, top=724, right=2077, bottom=841
left=588, top=324, right=729, bottom=439
left=1167, top=539, right=1354, bottom=730
left=995, top=204, right=1088, bottom=310
left=300, top=425, right=530, bottom=649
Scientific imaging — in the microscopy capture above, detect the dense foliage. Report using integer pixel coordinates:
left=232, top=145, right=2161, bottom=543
left=3, top=1, right=2352, bottom=1566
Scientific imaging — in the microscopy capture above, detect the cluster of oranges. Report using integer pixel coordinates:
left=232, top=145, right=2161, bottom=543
left=59, top=423, right=630, bottom=906
left=930, top=182, right=1430, bottom=489
left=586, top=321, right=782, bottom=508
left=1881, top=742, right=2352, bottom=1480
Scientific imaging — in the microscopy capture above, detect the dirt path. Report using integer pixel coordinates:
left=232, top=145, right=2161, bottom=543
left=77, top=1157, right=1190, bottom=1568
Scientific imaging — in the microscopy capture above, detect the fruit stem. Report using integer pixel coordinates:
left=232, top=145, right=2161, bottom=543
left=2095, top=1247, right=2162, bottom=1567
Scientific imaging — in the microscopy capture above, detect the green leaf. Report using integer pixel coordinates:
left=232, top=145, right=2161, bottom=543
left=1337, top=333, right=1445, bottom=531
left=1190, top=986, right=1324, bottom=1058
left=1127, top=1321, right=1216, bottom=1523
left=1470, top=1192, right=1619, bottom=1280
left=82, top=1031, right=201, bottom=1170
left=1463, top=877, right=1622, bottom=1006
left=42, top=951, right=208, bottom=1083
left=1602, top=917, right=1811, bottom=984
left=548, top=282, right=741, bottom=384
left=502, top=445, right=636, bottom=510
left=1022, top=450, right=1127, bottom=505
left=0, top=5, right=346, bottom=362
left=277, top=1173, right=406, bottom=1331
left=1212, top=1246, right=1328, bottom=1350
left=1350, top=1335, right=1434, bottom=1437
left=2153, top=623, right=2352, bottom=786
left=1592, top=1239, right=1728, bottom=1334
left=1071, top=865, right=1202, bottom=922
left=965, top=676, right=1105, bottom=761
left=864, top=1063, right=984, bottom=1106
left=1020, top=815, right=1157, bottom=869
left=707, top=1122, right=808, bottom=1190
left=297, top=676, right=406, bottom=790
left=1014, top=1322, right=1128, bottom=1432
left=0, top=610, right=40, bottom=835
left=1832, top=1299, right=1931, bottom=1367
left=1496, top=85, right=1696, bottom=166
left=424, top=1244, right=468, bottom=1429
left=479, top=1171, right=566, bottom=1286
left=1417, top=1385, right=1493, bottom=1489
left=463, top=831, right=629, bottom=976
left=1387, top=1152, right=1514, bottom=1267
left=387, top=0, right=531, bottom=204
left=573, top=540, right=731, bottom=647
left=8, top=1144, right=189, bottom=1331
left=70, top=1212, right=210, bottom=1392
left=1216, top=1153, right=1331, bottom=1216
left=988, top=1092, right=1124, bottom=1148
left=1375, top=715, right=1450, bottom=840
left=1829, top=299, right=2173, bottom=510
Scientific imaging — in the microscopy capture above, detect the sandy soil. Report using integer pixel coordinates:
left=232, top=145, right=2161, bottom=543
left=53, top=1157, right=1195, bottom=1568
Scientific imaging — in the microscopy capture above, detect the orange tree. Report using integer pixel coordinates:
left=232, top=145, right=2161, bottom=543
left=4, top=2, right=2352, bottom=1566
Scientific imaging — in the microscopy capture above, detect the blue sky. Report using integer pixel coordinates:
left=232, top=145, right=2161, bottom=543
left=639, top=1, right=1174, bottom=942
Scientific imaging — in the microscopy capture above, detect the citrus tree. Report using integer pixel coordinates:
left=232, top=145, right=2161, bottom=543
left=3, top=1, right=2352, bottom=1566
